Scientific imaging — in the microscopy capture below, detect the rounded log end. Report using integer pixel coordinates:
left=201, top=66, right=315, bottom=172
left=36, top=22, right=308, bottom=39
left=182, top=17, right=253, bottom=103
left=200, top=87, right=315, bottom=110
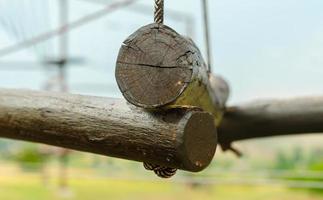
left=115, top=23, right=202, bottom=108
left=180, top=111, right=217, bottom=172
left=208, top=74, right=230, bottom=108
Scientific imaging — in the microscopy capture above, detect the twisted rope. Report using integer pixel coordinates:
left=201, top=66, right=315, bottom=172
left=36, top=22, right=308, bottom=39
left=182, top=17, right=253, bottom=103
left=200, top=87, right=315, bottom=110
left=144, top=162, right=177, bottom=178
left=154, top=0, right=164, bottom=24
left=142, top=0, right=181, bottom=179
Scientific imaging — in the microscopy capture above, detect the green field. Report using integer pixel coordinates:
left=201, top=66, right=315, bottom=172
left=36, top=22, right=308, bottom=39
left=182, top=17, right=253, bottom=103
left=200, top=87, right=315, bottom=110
left=1, top=138, right=323, bottom=200
left=1, top=173, right=323, bottom=200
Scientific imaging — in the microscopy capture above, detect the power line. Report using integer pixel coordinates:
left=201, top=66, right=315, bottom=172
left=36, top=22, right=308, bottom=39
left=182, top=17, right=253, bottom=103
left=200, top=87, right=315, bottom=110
left=202, top=0, right=213, bottom=73
left=0, top=0, right=138, bottom=58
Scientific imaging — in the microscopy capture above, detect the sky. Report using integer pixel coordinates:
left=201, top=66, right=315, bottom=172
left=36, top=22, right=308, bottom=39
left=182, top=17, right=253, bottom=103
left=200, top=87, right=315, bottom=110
left=0, top=0, right=323, bottom=104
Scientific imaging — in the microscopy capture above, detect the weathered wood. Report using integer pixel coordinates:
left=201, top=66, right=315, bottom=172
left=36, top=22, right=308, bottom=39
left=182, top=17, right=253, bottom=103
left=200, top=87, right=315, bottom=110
left=218, top=97, right=323, bottom=145
left=0, top=88, right=217, bottom=172
left=115, top=23, right=229, bottom=126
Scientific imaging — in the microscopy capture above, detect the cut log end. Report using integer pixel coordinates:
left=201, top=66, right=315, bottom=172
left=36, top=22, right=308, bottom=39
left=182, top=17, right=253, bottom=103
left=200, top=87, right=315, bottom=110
left=180, top=111, right=217, bottom=171
left=115, top=23, right=201, bottom=108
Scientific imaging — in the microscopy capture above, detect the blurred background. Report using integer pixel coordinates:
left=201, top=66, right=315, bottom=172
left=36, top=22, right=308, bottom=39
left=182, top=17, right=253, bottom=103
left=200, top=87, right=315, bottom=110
left=0, top=0, right=323, bottom=199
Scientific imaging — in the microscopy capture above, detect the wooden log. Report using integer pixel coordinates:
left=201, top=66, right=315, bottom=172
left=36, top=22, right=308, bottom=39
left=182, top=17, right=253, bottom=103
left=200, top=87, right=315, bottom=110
left=115, top=23, right=229, bottom=126
left=218, top=97, right=323, bottom=145
left=0, top=88, right=217, bottom=172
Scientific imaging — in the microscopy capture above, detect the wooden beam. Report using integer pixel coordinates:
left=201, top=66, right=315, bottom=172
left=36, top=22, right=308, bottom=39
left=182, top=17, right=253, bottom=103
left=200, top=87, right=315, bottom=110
left=218, top=97, right=323, bottom=145
left=0, top=88, right=217, bottom=172
left=115, top=23, right=229, bottom=126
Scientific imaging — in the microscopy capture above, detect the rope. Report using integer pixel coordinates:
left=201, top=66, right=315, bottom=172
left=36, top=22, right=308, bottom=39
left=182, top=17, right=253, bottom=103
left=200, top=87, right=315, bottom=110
left=154, top=0, right=164, bottom=24
left=143, top=163, right=177, bottom=178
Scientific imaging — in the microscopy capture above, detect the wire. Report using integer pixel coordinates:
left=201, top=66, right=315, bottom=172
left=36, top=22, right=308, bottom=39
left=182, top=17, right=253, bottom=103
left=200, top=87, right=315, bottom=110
left=154, top=0, right=164, bottom=24
left=0, top=0, right=138, bottom=58
left=202, top=0, right=212, bottom=73
left=0, top=0, right=54, bottom=57
left=78, top=0, right=195, bottom=38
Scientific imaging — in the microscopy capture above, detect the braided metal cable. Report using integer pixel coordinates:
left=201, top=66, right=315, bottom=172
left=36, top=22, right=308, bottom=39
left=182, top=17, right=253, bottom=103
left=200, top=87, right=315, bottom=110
left=154, top=0, right=164, bottom=24
left=143, top=162, right=177, bottom=178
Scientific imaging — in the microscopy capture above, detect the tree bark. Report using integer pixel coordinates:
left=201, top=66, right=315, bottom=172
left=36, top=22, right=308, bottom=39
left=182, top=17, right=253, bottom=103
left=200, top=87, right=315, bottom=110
left=218, top=97, right=323, bottom=144
left=115, top=23, right=229, bottom=126
left=0, top=88, right=217, bottom=172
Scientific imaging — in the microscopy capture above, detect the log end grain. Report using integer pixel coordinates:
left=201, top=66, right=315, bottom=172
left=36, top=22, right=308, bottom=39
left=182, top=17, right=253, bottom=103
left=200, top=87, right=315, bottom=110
left=115, top=23, right=203, bottom=108
left=179, top=110, right=217, bottom=171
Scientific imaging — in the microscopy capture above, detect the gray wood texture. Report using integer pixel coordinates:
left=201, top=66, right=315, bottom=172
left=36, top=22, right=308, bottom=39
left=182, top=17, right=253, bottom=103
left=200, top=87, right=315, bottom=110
left=115, top=23, right=229, bottom=126
left=0, top=88, right=217, bottom=172
left=219, top=97, right=323, bottom=145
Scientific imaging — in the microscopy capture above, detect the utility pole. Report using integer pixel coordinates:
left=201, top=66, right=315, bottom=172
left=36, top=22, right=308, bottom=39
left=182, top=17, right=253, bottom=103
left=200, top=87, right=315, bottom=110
left=42, top=0, right=71, bottom=192
left=57, top=0, right=70, bottom=192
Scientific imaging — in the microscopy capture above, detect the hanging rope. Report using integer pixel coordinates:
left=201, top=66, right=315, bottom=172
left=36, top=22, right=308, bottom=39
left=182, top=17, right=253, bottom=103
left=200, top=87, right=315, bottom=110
left=142, top=1, right=180, bottom=178
left=154, top=0, right=164, bottom=24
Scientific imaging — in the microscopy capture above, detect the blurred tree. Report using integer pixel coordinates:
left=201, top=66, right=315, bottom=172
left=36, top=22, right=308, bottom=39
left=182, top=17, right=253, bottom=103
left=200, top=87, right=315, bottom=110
left=11, top=145, right=49, bottom=172
left=274, top=146, right=304, bottom=170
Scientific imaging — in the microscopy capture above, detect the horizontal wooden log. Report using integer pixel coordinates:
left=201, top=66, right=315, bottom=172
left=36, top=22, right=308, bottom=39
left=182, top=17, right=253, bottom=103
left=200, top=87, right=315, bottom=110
left=0, top=88, right=217, bottom=172
left=115, top=23, right=229, bottom=126
left=218, top=97, right=323, bottom=144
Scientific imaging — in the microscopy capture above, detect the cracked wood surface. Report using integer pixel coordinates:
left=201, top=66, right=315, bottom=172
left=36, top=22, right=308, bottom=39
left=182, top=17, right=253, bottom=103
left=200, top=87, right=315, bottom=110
left=0, top=88, right=217, bottom=172
left=115, top=23, right=229, bottom=126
